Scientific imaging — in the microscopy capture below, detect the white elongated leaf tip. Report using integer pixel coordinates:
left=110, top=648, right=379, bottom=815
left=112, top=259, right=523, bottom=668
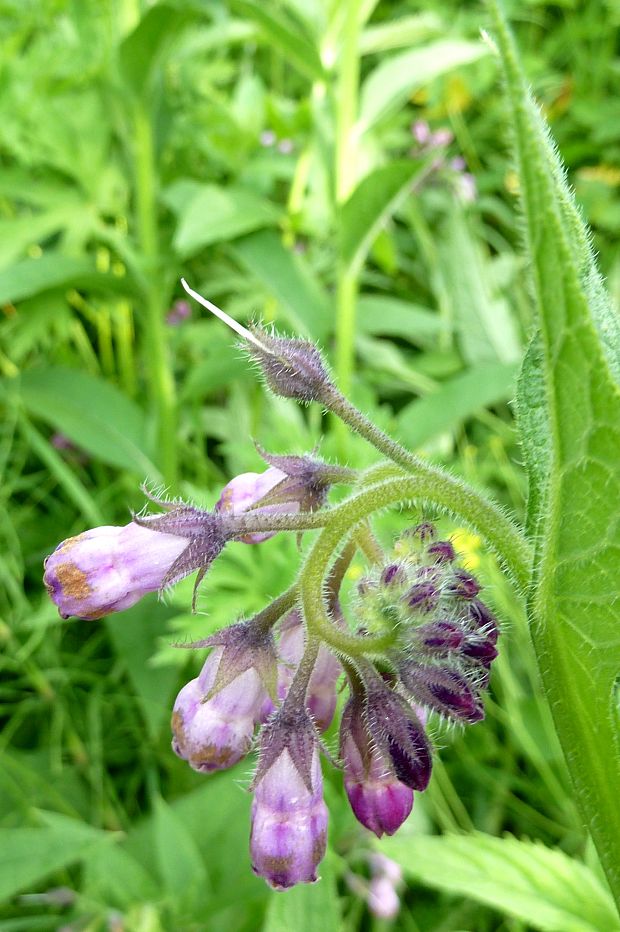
left=180, top=278, right=269, bottom=351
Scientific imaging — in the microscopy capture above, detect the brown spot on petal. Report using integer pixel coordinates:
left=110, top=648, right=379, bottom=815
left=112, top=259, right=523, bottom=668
left=312, top=830, right=327, bottom=864
left=57, top=535, right=81, bottom=555
left=55, top=562, right=91, bottom=601
left=191, top=742, right=235, bottom=770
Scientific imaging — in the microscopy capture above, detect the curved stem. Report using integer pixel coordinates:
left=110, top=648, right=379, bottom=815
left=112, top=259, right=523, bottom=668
left=300, top=474, right=532, bottom=657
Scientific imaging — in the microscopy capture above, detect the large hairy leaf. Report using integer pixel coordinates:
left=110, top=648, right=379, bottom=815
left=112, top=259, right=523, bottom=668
left=489, top=1, right=620, bottom=906
left=383, top=833, right=619, bottom=932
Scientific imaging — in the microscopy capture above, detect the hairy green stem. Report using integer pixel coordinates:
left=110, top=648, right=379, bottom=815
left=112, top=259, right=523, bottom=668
left=253, top=584, right=299, bottom=635
left=299, top=473, right=531, bottom=656
left=134, top=103, right=177, bottom=488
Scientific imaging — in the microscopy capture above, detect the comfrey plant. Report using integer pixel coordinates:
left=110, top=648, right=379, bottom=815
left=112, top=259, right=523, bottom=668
left=41, top=3, right=620, bottom=910
left=44, top=276, right=529, bottom=892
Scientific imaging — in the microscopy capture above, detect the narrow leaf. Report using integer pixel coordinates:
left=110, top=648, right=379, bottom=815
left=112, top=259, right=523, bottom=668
left=19, top=367, right=158, bottom=477
left=339, top=159, right=433, bottom=276
left=232, top=230, right=332, bottom=339
left=359, top=39, right=485, bottom=131
left=172, top=184, right=280, bottom=258
left=396, top=361, right=518, bottom=449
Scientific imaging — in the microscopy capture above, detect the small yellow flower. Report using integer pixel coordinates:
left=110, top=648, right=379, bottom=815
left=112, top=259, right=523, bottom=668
left=451, top=528, right=481, bottom=570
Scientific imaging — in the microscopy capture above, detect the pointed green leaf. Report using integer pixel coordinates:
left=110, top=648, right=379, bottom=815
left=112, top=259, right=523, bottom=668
left=18, top=367, right=158, bottom=477
left=489, top=1, right=620, bottom=907
left=359, top=39, right=486, bottom=131
left=382, top=832, right=619, bottom=932
left=0, top=813, right=107, bottom=901
left=339, top=159, right=434, bottom=276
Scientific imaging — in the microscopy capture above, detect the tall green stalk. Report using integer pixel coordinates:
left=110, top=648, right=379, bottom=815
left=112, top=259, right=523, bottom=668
left=133, top=103, right=178, bottom=489
left=334, top=0, right=363, bottom=405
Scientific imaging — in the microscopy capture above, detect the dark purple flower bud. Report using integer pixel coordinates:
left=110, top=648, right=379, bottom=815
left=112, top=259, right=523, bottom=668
left=251, top=701, right=327, bottom=888
left=417, top=620, right=464, bottom=653
left=216, top=467, right=294, bottom=543
left=469, top=599, right=500, bottom=644
left=404, top=581, right=439, bottom=614
left=340, top=696, right=414, bottom=837
left=426, top=540, right=456, bottom=564
left=277, top=612, right=341, bottom=732
left=43, top=523, right=189, bottom=620
left=448, top=570, right=481, bottom=600
left=364, top=676, right=432, bottom=792
left=400, top=662, right=484, bottom=724
left=461, top=634, right=498, bottom=664
left=408, top=522, right=436, bottom=543
left=246, top=329, right=333, bottom=404
left=380, top=564, right=407, bottom=587
left=171, top=649, right=268, bottom=772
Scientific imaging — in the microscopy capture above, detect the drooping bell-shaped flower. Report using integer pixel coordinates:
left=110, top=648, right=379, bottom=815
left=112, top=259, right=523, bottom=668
left=44, top=495, right=232, bottom=619
left=340, top=693, right=415, bottom=838
left=216, top=467, right=294, bottom=543
left=172, top=621, right=277, bottom=773
left=44, top=523, right=188, bottom=620
left=250, top=692, right=328, bottom=889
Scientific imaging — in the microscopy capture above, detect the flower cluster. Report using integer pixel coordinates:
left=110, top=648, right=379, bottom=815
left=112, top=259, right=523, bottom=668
left=43, top=293, right=503, bottom=893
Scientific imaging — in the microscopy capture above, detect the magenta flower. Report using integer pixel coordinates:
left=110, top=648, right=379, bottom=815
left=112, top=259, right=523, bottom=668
left=340, top=695, right=414, bottom=837
left=43, top=523, right=189, bottom=620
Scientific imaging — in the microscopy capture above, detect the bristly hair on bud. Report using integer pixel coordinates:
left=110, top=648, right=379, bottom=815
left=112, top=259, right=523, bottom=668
left=361, top=666, right=433, bottom=792
left=180, top=279, right=334, bottom=404
left=245, top=328, right=333, bottom=405
left=180, top=619, right=278, bottom=702
left=132, top=490, right=231, bottom=610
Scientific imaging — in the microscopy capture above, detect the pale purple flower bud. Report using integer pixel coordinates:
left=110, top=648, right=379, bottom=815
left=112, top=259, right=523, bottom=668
left=251, top=703, right=327, bottom=889
left=431, top=127, right=453, bottom=147
left=216, top=467, right=295, bottom=543
left=259, top=129, right=276, bottom=147
left=368, top=876, right=400, bottom=920
left=369, top=853, right=402, bottom=885
left=277, top=613, right=341, bottom=731
left=172, top=650, right=268, bottom=773
left=166, top=299, right=191, bottom=325
left=456, top=172, right=477, bottom=203
left=43, top=523, right=188, bottom=620
left=277, top=138, right=294, bottom=155
left=412, top=120, right=431, bottom=144
left=340, top=696, right=415, bottom=837
left=450, top=155, right=466, bottom=172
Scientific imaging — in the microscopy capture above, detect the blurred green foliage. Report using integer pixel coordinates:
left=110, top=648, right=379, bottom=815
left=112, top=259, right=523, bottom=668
left=1, top=0, right=620, bottom=929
